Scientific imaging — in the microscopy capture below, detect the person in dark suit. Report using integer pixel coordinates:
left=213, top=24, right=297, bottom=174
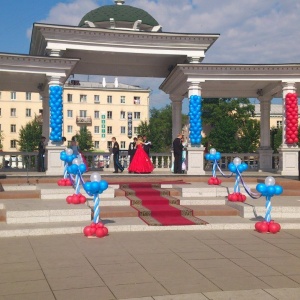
left=128, top=137, right=137, bottom=164
left=142, top=135, right=152, bottom=157
left=38, top=136, right=46, bottom=172
left=112, top=137, right=124, bottom=173
left=172, top=133, right=184, bottom=174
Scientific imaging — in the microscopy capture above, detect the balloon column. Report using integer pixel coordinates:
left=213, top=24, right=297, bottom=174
left=49, top=85, right=63, bottom=142
left=57, top=148, right=75, bottom=186
left=255, top=176, right=283, bottom=233
left=285, top=93, right=299, bottom=144
left=205, top=148, right=222, bottom=185
left=227, top=157, right=248, bottom=202
left=65, top=157, right=87, bottom=205
left=189, top=95, right=202, bottom=146
left=83, top=172, right=109, bottom=238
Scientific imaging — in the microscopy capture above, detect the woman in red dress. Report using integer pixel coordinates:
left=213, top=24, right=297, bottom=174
left=128, top=138, right=154, bottom=173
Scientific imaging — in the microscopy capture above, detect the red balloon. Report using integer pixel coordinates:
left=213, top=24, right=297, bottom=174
left=96, top=222, right=104, bottom=228
left=268, top=221, right=278, bottom=234
left=79, top=195, right=86, bottom=203
left=255, top=221, right=262, bottom=232
left=66, top=196, right=72, bottom=204
left=95, top=228, right=105, bottom=238
left=90, top=226, right=96, bottom=235
left=208, top=178, right=214, bottom=185
left=213, top=177, right=219, bottom=185
left=72, top=195, right=80, bottom=204
left=231, top=194, right=238, bottom=202
left=102, top=227, right=108, bottom=236
left=90, top=222, right=97, bottom=228
left=274, top=222, right=281, bottom=232
left=83, top=226, right=92, bottom=236
left=260, top=222, right=269, bottom=233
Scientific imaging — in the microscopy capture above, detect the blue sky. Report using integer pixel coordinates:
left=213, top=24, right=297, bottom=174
left=1, top=0, right=299, bottom=110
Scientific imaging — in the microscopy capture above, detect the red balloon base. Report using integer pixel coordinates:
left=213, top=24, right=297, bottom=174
left=57, top=178, right=72, bottom=186
left=66, top=193, right=86, bottom=205
left=208, top=177, right=222, bottom=185
left=83, top=222, right=109, bottom=238
left=255, top=220, right=281, bottom=234
left=227, top=192, right=246, bottom=202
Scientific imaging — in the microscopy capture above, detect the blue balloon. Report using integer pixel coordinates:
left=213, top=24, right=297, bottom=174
left=205, top=153, right=210, bottom=160
left=241, top=162, right=248, bottom=171
left=79, top=164, right=87, bottom=173
left=91, top=181, right=100, bottom=194
left=256, top=183, right=267, bottom=194
left=99, top=180, right=109, bottom=191
left=274, top=185, right=283, bottom=195
left=228, top=162, right=236, bottom=173
left=215, top=152, right=221, bottom=160
left=84, top=182, right=92, bottom=192
left=267, top=186, right=275, bottom=196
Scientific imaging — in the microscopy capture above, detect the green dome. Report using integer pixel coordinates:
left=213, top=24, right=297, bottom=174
left=78, top=5, right=160, bottom=29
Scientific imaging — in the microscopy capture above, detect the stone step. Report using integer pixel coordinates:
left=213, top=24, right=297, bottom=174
left=0, top=190, right=40, bottom=200
left=185, top=205, right=240, bottom=217
left=1, top=216, right=300, bottom=238
left=3, top=200, right=91, bottom=224
left=226, top=196, right=300, bottom=219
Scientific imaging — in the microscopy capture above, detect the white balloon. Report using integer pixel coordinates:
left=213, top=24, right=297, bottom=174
left=210, top=148, right=216, bottom=155
left=265, top=176, right=275, bottom=186
left=72, top=158, right=80, bottom=165
left=65, top=148, right=73, bottom=155
left=90, top=172, right=101, bottom=182
left=233, top=157, right=241, bottom=166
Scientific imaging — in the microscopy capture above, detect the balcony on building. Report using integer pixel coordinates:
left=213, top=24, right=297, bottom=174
left=76, top=116, right=92, bottom=124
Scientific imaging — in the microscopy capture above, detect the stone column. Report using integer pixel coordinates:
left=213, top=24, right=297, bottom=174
left=278, top=81, right=300, bottom=176
left=257, top=96, right=273, bottom=171
left=170, top=95, right=183, bottom=141
left=45, top=76, right=66, bottom=176
left=186, top=81, right=205, bottom=175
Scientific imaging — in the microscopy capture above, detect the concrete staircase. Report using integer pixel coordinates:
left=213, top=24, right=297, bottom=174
left=0, top=175, right=300, bottom=237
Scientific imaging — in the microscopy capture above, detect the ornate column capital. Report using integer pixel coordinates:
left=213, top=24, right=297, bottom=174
left=47, top=75, right=65, bottom=86
left=169, top=94, right=184, bottom=102
left=187, top=80, right=204, bottom=96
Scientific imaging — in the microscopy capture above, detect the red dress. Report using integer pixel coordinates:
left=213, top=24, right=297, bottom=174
left=128, top=144, right=154, bottom=173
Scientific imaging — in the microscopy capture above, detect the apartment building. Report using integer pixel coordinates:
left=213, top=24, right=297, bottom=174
left=0, top=79, right=150, bottom=152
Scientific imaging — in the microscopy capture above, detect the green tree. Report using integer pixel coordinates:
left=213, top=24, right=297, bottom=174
left=202, top=98, right=260, bottom=153
left=138, top=105, right=188, bottom=152
left=0, top=130, right=4, bottom=150
left=18, top=116, right=42, bottom=151
left=73, top=127, right=94, bottom=151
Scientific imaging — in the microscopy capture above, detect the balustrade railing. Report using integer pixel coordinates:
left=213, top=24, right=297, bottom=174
left=0, top=151, right=280, bottom=173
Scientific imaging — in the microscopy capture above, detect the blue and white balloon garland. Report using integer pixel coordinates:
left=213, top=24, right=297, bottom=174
left=189, top=95, right=202, bottom=146
left=83, top=172, right=109, bottom=224
left=227, top=157, right=248, bottom=202
left=205, top=148, right=222, bottom=185
left=49, top=85, right=63, bottom=142
left=255, top=176, right=283, bottom=233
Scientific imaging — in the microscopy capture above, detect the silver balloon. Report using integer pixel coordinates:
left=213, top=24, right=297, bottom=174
left=210, top=148, right=216, bottom=155
left=265, top=176, right=275, bottom=186
left=233, top=157, right=241, bottom=166
left=72, top=158, right=80, bottom=165
left=65, top=148, right=73, bottom=155
left=90, top=172, right=101, bottom=182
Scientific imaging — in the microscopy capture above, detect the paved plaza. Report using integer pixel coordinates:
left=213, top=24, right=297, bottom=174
left=1, top=229, right=300, bottom=300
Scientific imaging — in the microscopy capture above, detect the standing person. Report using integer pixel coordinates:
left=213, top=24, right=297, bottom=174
left=38, top=136, right=46, bottom=172
left=70, top=138, right=80, bottom=156
left=142, top=135, right=152, bottom=157
left=112, top=137, right=124, bottom=173
left=172, top=133, right=184, bottom=174
left=128, top=137, right=137, bottom=164
left=128, top=136, right=154, bottom=173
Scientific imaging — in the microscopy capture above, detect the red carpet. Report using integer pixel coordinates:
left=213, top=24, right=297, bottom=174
left=121, top=182, right=207, bottom=226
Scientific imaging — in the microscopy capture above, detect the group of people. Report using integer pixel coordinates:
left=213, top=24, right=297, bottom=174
left=111, top=135, right=154, bottom=174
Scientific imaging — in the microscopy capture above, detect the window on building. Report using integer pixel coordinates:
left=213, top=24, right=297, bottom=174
left=107, top=141, right=112, bottom=150
left=120, top=141, right=126, bottom=149
left=11, top=92, right=16, bottom=100
left=277, top=121, right=283, bottom=128
left=26, top=109, right=31, bottom=117
left=94, top=111, right=100, bottom=119
left=120, top=111, right=126, bottom=119
left=107, top=126, right=112, bottom=134
left=67, top=110, right=73, bottom=118
left=94, top=141, right=100, bottom=149
left=10, top=140, right=17, bottom=148
left=107, top=95, right=112, bottom=104
left=79, top=110, right=87, bottom=117
left=10, top=124, right=16, bottom=133
left=94, top=126, right=100, bottom=134
left=121, top=126, right=126, bottom=134
left=120, top=96, right=125, bottom=104
left=11, top=108, right=16, bottom=117
left=134, top=96, right=140, bottom=104
left=39, top=109, right=43, bottom=115
left=134, top=127, right=139, bottom=134
left=94, top=95, right=100, bottom=103
left=26, top=92, right=31, bottom=100
left=67, top=126, right=73, bottom=133
left=134, top=112, right=140, bottom=119
left=80, top=94, right=87, bottom=103
left=0, top=108, right=1, bottom=116
left=67, top=94, right=73, bottom=103
left=0, top=92, right=1, bottom=100
left=107, top=111, right=112, bottom=119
